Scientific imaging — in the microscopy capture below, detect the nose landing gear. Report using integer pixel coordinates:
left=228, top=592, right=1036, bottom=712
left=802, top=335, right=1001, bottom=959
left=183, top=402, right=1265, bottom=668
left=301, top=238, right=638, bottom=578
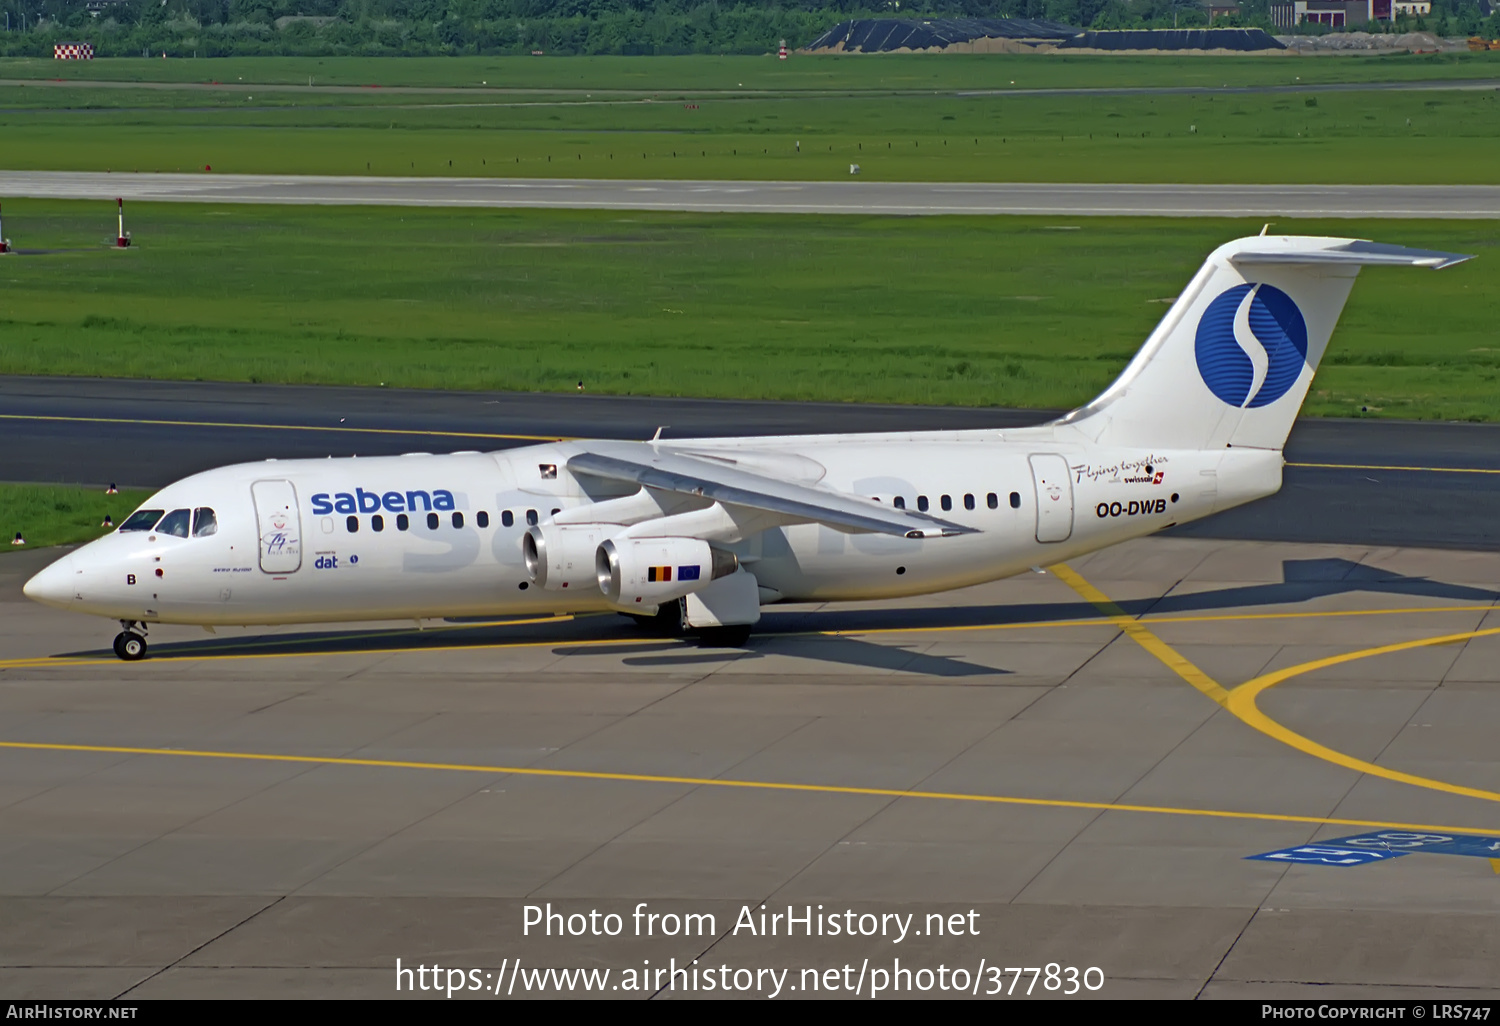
left=113, top=621, right=148, bottom=661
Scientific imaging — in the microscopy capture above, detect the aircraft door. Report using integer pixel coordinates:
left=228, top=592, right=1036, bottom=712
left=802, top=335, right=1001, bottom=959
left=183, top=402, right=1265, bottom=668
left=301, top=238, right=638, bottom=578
left=252, top=479, right=302, bottom=574
left=1029, top=454, right=1074, bottom=543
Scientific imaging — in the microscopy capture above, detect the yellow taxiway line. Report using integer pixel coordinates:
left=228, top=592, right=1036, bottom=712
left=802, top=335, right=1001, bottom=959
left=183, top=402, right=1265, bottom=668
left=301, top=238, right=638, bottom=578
left=0, top=603, right=1493, bottom=672
left=1052, top=563, right=1500, bottom=806
left=7, top=417, right=1499, bottom=476
left=1287, top=461, right=1500, bottom=476
left=0, top=413, right=566, bottom=444
left=0, top=737, right=1496, bottom=838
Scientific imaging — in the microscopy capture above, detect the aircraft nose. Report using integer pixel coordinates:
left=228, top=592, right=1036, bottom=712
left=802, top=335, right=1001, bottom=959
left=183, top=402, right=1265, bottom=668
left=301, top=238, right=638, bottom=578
left=22, top=553, right=78, bottom=609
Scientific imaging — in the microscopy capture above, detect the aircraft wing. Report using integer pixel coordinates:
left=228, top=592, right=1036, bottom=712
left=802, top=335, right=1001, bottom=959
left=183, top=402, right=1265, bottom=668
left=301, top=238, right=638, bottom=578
left=566, top=446, right=977, bottom=538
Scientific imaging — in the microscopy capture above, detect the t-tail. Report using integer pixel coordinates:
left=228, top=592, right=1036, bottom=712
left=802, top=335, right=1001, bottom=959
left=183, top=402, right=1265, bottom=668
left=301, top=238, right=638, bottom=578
left=1056, top=235, right=1471, bottom=452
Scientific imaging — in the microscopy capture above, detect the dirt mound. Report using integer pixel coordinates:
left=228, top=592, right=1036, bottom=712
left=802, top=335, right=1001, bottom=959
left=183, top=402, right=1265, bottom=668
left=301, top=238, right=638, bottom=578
left=1274, top=31, right=1463, bottom=52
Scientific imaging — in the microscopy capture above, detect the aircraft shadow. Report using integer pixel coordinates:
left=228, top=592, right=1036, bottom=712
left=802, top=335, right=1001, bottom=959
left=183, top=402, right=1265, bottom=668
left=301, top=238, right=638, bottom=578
left=49, top=559, right=1493, bottom=674
left=757, top=559, right=1499, bottom=635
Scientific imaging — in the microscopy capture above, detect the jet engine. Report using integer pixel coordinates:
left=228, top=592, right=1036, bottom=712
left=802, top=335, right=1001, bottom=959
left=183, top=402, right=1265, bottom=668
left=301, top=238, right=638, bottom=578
left=596, top=536, right=738, bottom=606
left=523, top=524, right=609, bottom=591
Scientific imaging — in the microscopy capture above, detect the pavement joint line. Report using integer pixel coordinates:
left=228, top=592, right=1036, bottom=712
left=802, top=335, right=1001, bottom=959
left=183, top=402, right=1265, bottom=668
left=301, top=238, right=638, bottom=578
left=0, top=604, right=1491, bottom=670
left=0, top=737, right=1497, bottom=837
left=0, top=413, right=568, bottom=443
left=1051, top=562, right=1500, bottom=806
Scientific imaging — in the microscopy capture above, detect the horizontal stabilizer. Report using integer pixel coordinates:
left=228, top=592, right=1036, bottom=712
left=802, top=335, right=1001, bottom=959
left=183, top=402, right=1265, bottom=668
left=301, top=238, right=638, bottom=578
left=1231, top=240, right=1472, bottom=270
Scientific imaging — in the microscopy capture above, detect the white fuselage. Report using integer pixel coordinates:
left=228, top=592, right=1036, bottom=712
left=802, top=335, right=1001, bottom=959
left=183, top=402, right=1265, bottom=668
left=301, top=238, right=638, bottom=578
left=27, top=427, right=1283, bottom=627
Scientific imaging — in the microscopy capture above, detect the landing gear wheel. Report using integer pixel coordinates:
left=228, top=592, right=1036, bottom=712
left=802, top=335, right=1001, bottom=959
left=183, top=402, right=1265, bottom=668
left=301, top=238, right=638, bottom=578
left=696, top=624, right=752, bottom=648
left=112, top=632, right=147, bottom=661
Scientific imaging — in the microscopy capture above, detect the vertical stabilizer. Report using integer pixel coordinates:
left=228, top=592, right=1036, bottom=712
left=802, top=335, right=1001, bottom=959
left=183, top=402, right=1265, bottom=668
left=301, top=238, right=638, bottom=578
left=1056, top=236, right=1469, bottom=452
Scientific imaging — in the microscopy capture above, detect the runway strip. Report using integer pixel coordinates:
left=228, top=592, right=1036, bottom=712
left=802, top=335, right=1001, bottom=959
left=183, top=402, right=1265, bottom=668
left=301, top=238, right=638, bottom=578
left=4, top=171, right=1500, bottom=217
left=4, top=76, right=1498, bottom=100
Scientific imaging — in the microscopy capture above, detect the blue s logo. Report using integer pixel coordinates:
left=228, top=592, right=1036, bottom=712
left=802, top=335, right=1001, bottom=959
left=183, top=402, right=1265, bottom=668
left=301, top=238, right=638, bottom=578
left=1194, top=283, right=1309, bottom=409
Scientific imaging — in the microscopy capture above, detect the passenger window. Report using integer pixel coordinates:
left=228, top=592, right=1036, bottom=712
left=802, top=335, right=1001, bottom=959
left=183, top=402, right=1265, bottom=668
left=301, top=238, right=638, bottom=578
left=917, top=495, right=929, bottom=512
left=346, top=515, right=359, bottom=533
left=477, top=511, right=490, bottom=528
left=551, top=507, right=561, bottom=516
left=893, top=496, right=905, bottom=509
left=156, top=509, right=191, bottom=538
left=397, top=513, right=409, bottom=531
left=452, top=512, right=464, bottom=528
left=501, top=510, right=514, bottom=528
left=964, top=494, right=975, bottom=511
left=987, top=493, right=999, bottom=509
left=192, top=507, right=218, bottom=537
left=120, top=509, right=164, bottom=532
left=526, top=509, right=538, bottom=526
left=1010, top=491, right=1021, bottom=509
left=426, top=512, right=439, bottom=530
left=940, top=495, right=952, bottom=512
left=372, top=514, right=384, bottom=532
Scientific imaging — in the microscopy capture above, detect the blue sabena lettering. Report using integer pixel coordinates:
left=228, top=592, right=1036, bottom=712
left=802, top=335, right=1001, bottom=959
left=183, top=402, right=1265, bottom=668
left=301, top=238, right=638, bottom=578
left=311, top=488, right=456, bottom=516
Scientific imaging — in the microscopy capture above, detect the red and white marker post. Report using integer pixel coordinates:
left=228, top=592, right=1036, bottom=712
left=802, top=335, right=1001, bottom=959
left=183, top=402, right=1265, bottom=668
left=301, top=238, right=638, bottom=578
left=115, top=198, right=131, bottom=248
left=778, top=39, right=788, bottom=60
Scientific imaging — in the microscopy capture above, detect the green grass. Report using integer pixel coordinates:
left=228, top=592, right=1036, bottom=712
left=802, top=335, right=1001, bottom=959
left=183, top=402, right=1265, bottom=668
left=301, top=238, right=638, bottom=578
left=4, top=81, right=1500, bottom=182
left=0, top=200, right=1495, bottom=420
left=0, top=484, right=154, bottom=552
left=4, top=52, right=1500, bottom=91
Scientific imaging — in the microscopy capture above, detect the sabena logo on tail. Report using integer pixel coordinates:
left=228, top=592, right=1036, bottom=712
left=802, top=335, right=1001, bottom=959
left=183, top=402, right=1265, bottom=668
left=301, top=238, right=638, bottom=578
left=1057, top=236, right=1471, bottom=452
left=1194, top=283, right=1309, bottom=410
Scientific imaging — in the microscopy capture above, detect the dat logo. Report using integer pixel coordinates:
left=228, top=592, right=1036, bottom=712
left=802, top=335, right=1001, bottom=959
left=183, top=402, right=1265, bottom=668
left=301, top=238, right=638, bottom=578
left=315, top=554, right=358, bottom=569
left=1194, top=283, right=1309, bottom=409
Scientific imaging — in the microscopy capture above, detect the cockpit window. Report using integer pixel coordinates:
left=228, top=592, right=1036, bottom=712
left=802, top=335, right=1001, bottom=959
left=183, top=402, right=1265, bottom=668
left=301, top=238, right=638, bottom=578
left=192, top=508, right=218, bottom=538
left=156, top=509, right=191, bottom=538
left=119, top=509, right=164, bottom=533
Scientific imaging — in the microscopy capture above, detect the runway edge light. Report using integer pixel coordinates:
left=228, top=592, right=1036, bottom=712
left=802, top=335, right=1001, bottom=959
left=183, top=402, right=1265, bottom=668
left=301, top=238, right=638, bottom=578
left=115, top=197, right=131, bottom=249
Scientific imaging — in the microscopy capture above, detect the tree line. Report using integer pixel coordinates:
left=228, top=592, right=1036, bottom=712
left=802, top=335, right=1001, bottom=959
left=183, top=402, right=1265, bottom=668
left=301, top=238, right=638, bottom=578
left=1, top=0, right=1496, bottom=57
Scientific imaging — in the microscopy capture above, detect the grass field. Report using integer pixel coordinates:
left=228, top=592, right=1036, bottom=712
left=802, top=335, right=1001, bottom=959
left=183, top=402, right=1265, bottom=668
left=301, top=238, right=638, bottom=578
left=0, top=484, right=153, bottom=552
left=0, top=200, right=1494, bottom=420
left=4, top=52, right=1500, bottom=91
left=5, top=81, right=1500, bottom=182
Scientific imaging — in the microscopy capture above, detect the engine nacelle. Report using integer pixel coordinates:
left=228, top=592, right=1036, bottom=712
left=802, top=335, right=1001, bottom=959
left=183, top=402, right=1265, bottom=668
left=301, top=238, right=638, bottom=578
left=523, top=524, right=609, bottom=591
left=596, top=536, right=738, bottom=606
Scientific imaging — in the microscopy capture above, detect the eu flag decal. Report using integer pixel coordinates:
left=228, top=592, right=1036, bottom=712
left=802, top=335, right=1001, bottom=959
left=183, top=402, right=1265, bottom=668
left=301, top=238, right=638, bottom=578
left=678, top=565, right=701, bottom=582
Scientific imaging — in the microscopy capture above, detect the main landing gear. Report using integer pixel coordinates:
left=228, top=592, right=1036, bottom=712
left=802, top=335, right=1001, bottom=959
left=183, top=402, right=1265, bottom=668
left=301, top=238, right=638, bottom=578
left=113, top=621, right=148, bottom=661
left=622, top=601, right=753, bottom=648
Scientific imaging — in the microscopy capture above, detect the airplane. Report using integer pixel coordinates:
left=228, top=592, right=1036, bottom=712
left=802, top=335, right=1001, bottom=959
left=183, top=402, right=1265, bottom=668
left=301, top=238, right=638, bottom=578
left=22, top=234, right=1471, bottom=661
